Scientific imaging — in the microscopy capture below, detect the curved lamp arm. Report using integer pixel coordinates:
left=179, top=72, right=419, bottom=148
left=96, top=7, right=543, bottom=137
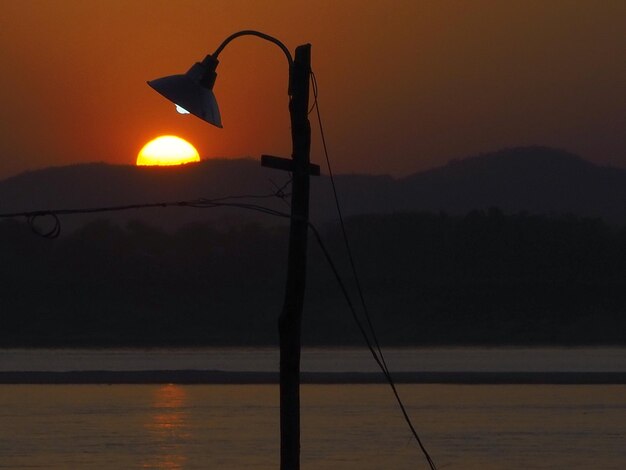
left=212, top=30, right=294, bottom=68
left=148, top=30, right=297, bottom=127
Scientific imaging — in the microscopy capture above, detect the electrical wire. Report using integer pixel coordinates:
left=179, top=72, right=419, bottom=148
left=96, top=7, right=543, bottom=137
left=210, top=177, right=292, bottom=202
left=308, top=224, right=437, bottom=470
left=310, top=71, right=388, bottom=367
left=0, top=182, right=293, bottom=239
left=310, top=70, right=438, bottom=470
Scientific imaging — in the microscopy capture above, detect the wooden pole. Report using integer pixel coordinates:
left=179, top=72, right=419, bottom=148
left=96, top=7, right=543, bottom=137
left=279, top=43, right=311, bottom=470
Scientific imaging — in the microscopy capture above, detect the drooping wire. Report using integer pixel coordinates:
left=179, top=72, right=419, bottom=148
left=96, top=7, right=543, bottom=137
left=0, top=181, right=293, bottom=239
left=268, top=177, right=293, bottom=208
left=310, top=71, right=387, bottom=367
left=310, top=70, right=437, bottom=470
left=308, top=223, right=438, bottom=470
left=210, top=177, right=292, bottom=203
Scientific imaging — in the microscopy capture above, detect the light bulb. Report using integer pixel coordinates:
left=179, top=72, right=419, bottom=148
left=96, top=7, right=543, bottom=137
left=175, top=104, right=190, bottom=114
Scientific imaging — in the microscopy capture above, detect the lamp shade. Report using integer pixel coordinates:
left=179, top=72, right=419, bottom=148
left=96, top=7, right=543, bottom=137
left=148, top=57, right=222, bottom=128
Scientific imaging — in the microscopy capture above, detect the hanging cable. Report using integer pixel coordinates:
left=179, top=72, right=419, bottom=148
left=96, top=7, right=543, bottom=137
left=310, top=70, right=437, bottom=470
left=0, top=181, right=293, bottom=239
left=311, top=72, right=387, bottom=368
left=308, top=224, right=438, bottom=470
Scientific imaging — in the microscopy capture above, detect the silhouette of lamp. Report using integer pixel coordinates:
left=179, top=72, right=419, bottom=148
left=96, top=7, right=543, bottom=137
left=148, top=53, right=222, bottom=127
left=148, top=30, right=318, bottom=470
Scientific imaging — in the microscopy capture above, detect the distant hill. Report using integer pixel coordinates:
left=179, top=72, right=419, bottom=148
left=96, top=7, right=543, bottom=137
left=397, top=146, right=626, bottom=222
left=1, top=147, right=625, bottom=233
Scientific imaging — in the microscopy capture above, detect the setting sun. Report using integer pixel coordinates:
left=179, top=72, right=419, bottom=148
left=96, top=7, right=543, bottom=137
left=136, top=135, right=200, bottom=166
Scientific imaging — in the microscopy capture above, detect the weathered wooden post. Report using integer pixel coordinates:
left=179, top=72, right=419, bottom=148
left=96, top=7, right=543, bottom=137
left=278, top=43, right=311, bottom=470
left=262, top=43, right=314, bottom=470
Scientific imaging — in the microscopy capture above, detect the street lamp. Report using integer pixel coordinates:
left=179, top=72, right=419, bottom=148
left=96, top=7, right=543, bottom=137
left=148, top=30, right=318, bottom=470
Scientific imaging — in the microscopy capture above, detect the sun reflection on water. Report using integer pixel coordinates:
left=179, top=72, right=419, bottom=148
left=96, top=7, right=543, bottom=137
left=142, top=384, right=189, bottom=469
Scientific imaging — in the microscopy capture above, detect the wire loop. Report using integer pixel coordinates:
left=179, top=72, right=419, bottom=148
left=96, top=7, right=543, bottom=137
left=0, top=180, right=294, bottom=240
left=27, top=213, right=61, bottom=239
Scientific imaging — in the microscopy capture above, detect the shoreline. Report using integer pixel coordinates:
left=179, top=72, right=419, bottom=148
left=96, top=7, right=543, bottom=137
left=2, top=370, right=626, bottom=384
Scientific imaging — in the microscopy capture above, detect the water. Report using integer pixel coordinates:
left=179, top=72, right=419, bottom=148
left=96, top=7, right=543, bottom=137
left=1, top=384, right=625, bottom=469
left=1, top=348, right=625, bottom=468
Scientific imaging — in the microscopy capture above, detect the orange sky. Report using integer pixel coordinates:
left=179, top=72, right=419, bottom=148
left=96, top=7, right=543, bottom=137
left=0, top=0, right=624, bottom=178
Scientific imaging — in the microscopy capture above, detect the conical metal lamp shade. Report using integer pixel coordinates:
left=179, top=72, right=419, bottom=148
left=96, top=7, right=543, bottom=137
left=148, top=60, right=222, bottom=128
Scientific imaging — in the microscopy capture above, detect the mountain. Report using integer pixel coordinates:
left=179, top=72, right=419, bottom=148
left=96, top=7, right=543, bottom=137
left=1, top=146, right=625, bottom=233
left=397, top=146, right=626, bottom=222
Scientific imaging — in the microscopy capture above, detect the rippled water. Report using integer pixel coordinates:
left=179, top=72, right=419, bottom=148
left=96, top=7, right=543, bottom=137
left=1, top=384, right=625, bottom=469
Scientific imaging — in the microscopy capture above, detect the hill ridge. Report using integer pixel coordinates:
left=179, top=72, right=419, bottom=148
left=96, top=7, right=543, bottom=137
left=1, top=146, right=625, bottom=232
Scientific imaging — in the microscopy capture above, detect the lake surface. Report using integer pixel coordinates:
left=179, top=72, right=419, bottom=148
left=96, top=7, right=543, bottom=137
left=1, top=384, right=625, bottom=469
left=1, top=348, right=625, bottom=468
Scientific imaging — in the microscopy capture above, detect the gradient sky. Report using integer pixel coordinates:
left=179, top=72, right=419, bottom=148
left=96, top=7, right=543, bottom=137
left=0, top=0, right=624, bottom=179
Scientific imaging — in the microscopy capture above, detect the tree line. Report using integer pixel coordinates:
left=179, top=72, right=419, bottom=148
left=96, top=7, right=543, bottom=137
left=1, top=208, right=625, bottom=346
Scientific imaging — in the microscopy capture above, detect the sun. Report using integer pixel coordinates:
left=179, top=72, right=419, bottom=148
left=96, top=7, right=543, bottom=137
left=136, top=135, right=200, bottom=166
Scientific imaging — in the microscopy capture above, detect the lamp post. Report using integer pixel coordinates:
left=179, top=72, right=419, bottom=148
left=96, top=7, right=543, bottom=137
left=148, top=31, right=318, bottom=470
